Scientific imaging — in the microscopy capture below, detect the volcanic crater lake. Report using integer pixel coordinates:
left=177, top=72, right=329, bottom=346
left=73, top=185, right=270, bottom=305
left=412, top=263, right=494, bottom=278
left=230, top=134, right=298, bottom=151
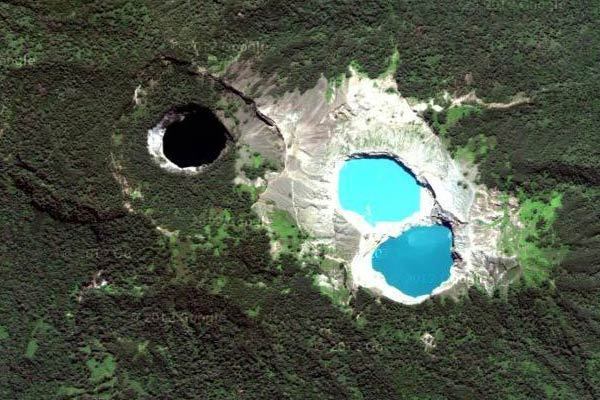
left=338, top=157, right=454, bottom=297
left=162, top=104, right=228, bottom=168
left=338, top=157, right=421, bottom=225
left=372, top=225, right=453, bottom=297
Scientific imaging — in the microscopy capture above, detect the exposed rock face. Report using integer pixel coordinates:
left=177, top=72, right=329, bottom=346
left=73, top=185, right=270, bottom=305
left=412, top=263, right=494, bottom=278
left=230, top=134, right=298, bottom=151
left=147, top=110, right=197, bottom=173
left=221, top=65, right=518, bottom=304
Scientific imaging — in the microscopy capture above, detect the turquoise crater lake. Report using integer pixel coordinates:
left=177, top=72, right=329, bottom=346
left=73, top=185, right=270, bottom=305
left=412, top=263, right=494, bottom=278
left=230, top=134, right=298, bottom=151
left=372, top=225, right=453, bottom=297
left=338, top=157, right=421, bottom=225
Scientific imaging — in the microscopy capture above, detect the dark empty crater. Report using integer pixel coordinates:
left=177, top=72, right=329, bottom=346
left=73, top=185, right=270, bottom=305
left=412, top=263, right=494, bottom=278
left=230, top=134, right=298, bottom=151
left=162, top=104, right=229, bottom=168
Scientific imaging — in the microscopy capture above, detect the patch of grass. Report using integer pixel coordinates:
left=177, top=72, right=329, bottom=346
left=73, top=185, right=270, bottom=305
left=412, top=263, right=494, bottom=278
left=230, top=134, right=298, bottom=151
left=245, top=305, right=261, bottom=318
left=87, top=354, right=116, bottom=384
left=251, top=153, right=263, bottom=169
left=326, top=72, right=346, bottom=102
left=314, top=277, right=351, bottom=312
left=318, top=257, right=341, bottom=274
left=192, top=208, right=236, bottom=255
left=215, top=98, right=241, bottom=123
left=124, top=376, right=148, bottom=397
left=269, top=210, right=306, bottom=254
left=25, top=339, right=38, bottom=359
left=211, top=276, right=228, bottom=294
left=309, top=247, right=352, bottom=311
left=434, top=105, right=482, bottom=136
left=207, top=53, right=236, bottom=74
left=111, top=131, right=123, bottom=146
left=379, top=49, right=400, bottom=78
left=130, top=188, right=143, bottom=200
left=24, top=319, right=52, bottom=359
left=454, top=133, right=497, bottom=164
left=0, top=325, right=8, bottom=340
left=236, top=183, right=264, bottom=202
left=57, top=386, right=86, bottom=397
left=242, top=152, right=278, bottom=180
left=203, top=224, right=229, bottom=255
left=349, top=60, right=368, bottom=77
left=586, top=352, right=600, bottom=389
left=500, top=191, right=567, bottom=285
left=447, top=105, right=478, bottom=126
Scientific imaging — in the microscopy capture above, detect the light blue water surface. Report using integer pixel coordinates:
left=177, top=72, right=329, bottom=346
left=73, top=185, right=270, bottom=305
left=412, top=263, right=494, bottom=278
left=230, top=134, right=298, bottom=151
left=338, top=158, right=420, bottom=225
left=372, top=225, right=453, bottom=297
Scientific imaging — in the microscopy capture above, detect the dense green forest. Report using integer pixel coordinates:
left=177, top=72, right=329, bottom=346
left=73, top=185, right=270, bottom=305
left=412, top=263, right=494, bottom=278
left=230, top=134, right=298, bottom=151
left=0, top=1, right=598, bottom=399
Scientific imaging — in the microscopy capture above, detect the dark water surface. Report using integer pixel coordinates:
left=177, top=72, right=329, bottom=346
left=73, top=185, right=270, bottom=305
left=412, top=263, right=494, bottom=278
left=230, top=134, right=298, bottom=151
left=163, top=105, right=228, bottom=168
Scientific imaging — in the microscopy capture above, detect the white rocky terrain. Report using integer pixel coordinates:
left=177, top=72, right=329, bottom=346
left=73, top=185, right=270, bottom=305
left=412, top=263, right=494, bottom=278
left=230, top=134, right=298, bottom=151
left=148, top=62, right=520, bottom=305
left=147, top=112, right=198, bottom=173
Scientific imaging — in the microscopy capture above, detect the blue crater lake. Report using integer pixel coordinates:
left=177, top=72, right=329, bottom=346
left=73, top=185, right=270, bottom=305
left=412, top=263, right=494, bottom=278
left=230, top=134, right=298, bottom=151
left=338, top=157, right=421, bottom=225
left=372, top=225, right=453, bottom=297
